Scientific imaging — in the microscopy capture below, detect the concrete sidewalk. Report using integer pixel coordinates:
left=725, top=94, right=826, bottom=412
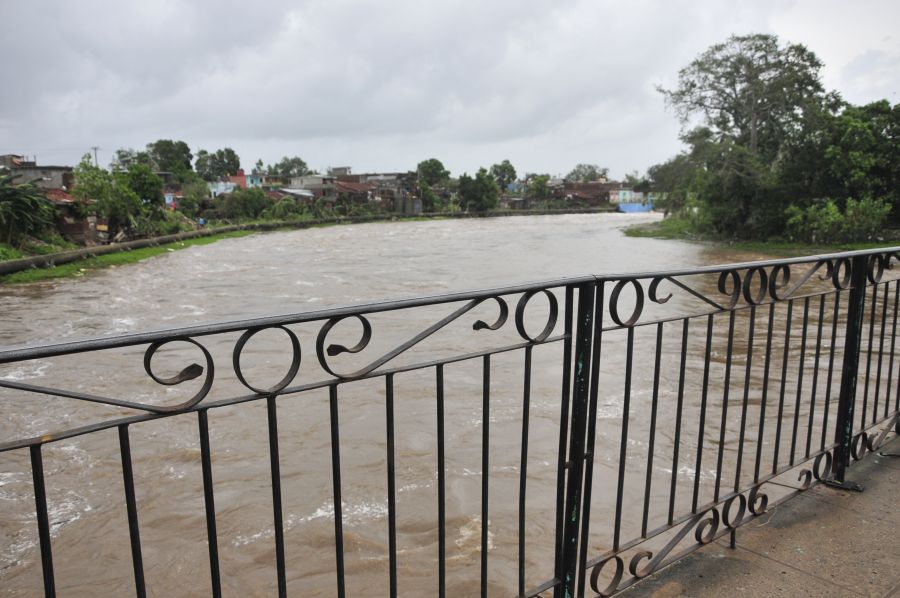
left=621, top=436, right=900, bottom=598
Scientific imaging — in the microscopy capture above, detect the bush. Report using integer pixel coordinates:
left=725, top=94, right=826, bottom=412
left=785, top=197, right=890, bottom=243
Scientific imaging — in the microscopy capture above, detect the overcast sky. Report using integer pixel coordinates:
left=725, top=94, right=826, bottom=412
left=1, top=0, right=897, bottom=179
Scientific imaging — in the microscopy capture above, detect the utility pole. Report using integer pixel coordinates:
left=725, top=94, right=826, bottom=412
left=91, top=146, right=100, bottom=167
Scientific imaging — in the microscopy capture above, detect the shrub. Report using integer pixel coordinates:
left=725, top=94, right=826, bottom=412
left=784, top=197, right=890, bottom=243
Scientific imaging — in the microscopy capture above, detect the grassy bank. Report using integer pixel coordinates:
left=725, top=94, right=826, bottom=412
left=0, top=231, right=255, bottom=284
left=624, top=216, right=897, bottom=255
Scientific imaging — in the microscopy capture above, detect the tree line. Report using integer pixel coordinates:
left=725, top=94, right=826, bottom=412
left=645, top=33, right=898, bottom=243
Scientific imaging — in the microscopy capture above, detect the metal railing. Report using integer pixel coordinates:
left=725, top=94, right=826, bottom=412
left=1, top=248, right=898, bottom=597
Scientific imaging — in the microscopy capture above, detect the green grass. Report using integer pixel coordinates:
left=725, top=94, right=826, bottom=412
left=624, top=216, right=899, bottom=255
left=624, top=217, right=700, bottom=240
left=0, top=230, right=255, bottom=284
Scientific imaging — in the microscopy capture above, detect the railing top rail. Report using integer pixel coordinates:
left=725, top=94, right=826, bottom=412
left=1, top=245, right=897, bottom=364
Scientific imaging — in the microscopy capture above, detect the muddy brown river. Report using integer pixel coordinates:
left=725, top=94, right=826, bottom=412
left=1, top=213, right=884, bottom=597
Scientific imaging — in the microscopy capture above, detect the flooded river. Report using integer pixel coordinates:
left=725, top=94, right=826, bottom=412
left=1, top=213, right=875, bottom=596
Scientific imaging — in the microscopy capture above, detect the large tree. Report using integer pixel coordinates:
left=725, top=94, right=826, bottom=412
left=659, top=34, right=827, bottom=161
left=565, top=164, right=608, bottom=182
left=123, top=164, right=164, bottom=209
left=73, top=154, right=143, bottom=235
left=417, top=158, right=450, bottom=187
left=271, top=156, right=310, bottom=180
left=457, top=168, right=499, bottom=212
left=146, top=139, right=193, bottom=174
left=195, top=148, right=241, bottom=181
left=489, top=160, right=516, bottom=190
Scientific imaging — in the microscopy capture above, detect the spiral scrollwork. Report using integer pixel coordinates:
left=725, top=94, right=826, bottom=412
left=866, top=413, right=899, bottom=452
left=609, top=280, right=644, bottom=327
left=748, top=484, right=768, bottom=515
left=315, top=296, right=510, bottom=380
left=722, top=494, right=747, bottom=528
left=742, top=267, right=768, bottom=305
left=867, top=254, right=886, bottom=283
left=717, top=270, right=741, bottom=309
left=514, top=290, right=558, bottom=342
left=851, top=432, right=868, bottom=461
left=232, top=325, right=301, bottom=394
left=588, top=555, right=624, bottom=597
left=142, top=337, right=215, bottom=413
left=694, top=508, right=720, bottom=544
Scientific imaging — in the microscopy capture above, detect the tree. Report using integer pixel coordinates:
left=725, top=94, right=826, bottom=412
left=457, top=168, right=499, bottom=212
left=195, top=148, right=242, bottom=180
left=220, top=187, right=270, bottom=220
left=0, top=173, right=56, bottom=246
left=123, top=164, right=164, bottom=209
left=646, top=153, right=697, bottom=214
left=490, top=160, right=516, bottom=190
left=179, top=179, right=209, bottom=217
left=272, top=156, right=310, bottom=180
left=253, top=159, right=266, bottom=175
left=659, top=34, right=827, bottom=161
left=72, top=154, right=143, bottom=235
left=565, top=164, right=608, bottom=182
left=417, top=158, right=450, bottom=187
left=525, top=174, right=551, bottom=200
left=146, top=139, right=193, bottom=175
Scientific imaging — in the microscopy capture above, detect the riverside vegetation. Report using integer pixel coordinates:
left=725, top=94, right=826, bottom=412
left=631, top=33, right=898, bottom=246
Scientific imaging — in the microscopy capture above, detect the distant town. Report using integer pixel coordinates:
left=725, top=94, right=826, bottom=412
left=0, top=147, right=657, bottom=253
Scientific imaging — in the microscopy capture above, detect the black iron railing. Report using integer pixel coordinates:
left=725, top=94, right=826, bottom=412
left=1, top=248, right=898, bottom=597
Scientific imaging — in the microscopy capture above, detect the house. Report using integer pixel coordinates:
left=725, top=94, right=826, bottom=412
left=563, top=181, right=612, bottom=206
left=290, top=174, right=336, bottom=198
left=208, top=181, right=238, bottom=197
left=1, top=154, right=74, bottom=189
left=227, top=169, right=247, bottom=189
left=44, top=188, right=107, bottom=245
left=246, top=173, right=264, bottom=188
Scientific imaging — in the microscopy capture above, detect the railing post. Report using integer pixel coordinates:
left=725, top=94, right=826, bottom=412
left=829, top=254, right=867, bottom=491
left=556, top=282, right=595, bottom=598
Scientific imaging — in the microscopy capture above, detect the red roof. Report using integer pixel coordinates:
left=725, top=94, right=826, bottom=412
left=335, top=181, right=373, bottom=194
left=45, top=188, right=76, bottom=204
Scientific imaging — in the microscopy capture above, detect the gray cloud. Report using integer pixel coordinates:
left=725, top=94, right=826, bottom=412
left=2, top=0, right=898, bottom=177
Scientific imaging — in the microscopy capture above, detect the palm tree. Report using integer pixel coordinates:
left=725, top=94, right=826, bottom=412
left=0, top=173, right=56, bottom=246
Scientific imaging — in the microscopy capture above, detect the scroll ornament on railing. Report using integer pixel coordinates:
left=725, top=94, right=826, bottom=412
left=315, top=290, right=559, bottom=379
left=606, top=253, right=895, bottom=328
left=0, top=289, right=564, bottom=417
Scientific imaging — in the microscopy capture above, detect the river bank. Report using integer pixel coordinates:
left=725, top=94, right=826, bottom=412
left=0, top=207, right=615, bottom=284
left=624, top=215, right=897, bottom=255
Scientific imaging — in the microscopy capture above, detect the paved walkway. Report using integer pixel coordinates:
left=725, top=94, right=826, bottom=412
left=621, top=435, right=900, bottom=598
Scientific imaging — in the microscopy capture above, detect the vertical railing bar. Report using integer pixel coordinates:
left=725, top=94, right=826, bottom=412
left=118, top=424, right=146, bottom=598
left=789, top=297, right=810, bottom=466
left=668, top=318, right=689, bottom=525
left=713, top=310, right=736, bottom=502
left=481, top=354, right=490, bottom=598
left=772, top=300, right=794, bottom=474
left=576, top=282, right=605, bottom=598
left=734, top=305, right=755, bottom=493
left=197, top=409, right=222, bottom=598
left=518, top=346, right=532, bottom=598
left=805, top=296, right=826, bottom=458
left=832, top=255, right=868, bottom=485
left=553, top=286, right=575, bottom=593
left=641, top=322, right=663, bottom=537
left=328, top=385, right=346, bottom=598
left=30, top=445, right=56, bottom=598
left=860, top=285, right=878, bottom=427
left=613, top=325, right=634, bottom=550
left=884, top=282, right=899, bottom=420
left=385, top=375, right=398, bottom=598
left=692, top=314, right=714, bottom=514
left=557, top=283, right=594, bottom=598
left=436, top=365, right=446, bottom=598
left=753, top=303, right=775, bottom=483
left=873, top=283, right=888, bottom=423
left=266, top=397, right=287, bottom=598
left=821, top=292, right=841, bottom=451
